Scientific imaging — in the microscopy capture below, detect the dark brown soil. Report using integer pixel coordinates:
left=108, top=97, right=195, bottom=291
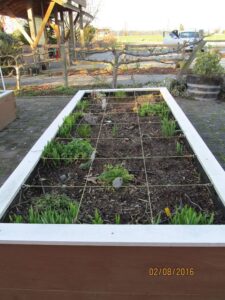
left=78, top=187, right=150, bottom=224
left=5, top=93, right=225, bottom=224
left=150, top=186, right=224, bottom=224
left=142, top=137, right=189, bottom=157
left=104, top=113, right=138, bottom=124
left=31, top=160, right=89, bottom=187
left=96, top=138, right=142, bottom=158
left=145, top=157, right=203, bottom=185
left=100, top=123, right=140, bottom=139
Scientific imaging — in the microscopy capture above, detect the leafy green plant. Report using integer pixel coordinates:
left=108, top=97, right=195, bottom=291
left=61, top=139, right=94, bottom=162
left=42, top=139, right=94, bottom=164
left=9, top=215, right=23, bottom=223
left=138, top=102, right=169, bottom=118
left=153, top=213, right=162, bottom=224
left=76, top=100, right=89, bottom=112
left=169, top=205, right=214, bottom=225
left=193, top=50, right=224, bottom=77
left=58, top=115, right=75, bottom=138
left=98, top=164, right=134, bottom=185
left=58, top=112, right=83, bottom=138
left=112, top=125, right=118, bottom=137
left=115, top=214, right=121, bottom=224
left=77, top=124, right=91, bottom=138
left=176, top=141, right=184, bottom=155
left=92, top=209, right=104, bottom=224
left=161, top=117, right=176, bottom=137
left=114, top=91, right=127, bottom=98
left=42, top=141, right=64, bottom=165
left=10, top=194, right=79, bottom=224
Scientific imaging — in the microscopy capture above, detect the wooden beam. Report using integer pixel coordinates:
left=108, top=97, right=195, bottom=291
left=2, top=7, right=33, bottom=46
left=79, top=5, right=85, bottom=48
left=53, top=0, right=92, bottom=19
left=68, top=10, right=75, bottom=61
left=27, top=2, right=37, bottom=42
left=32, top=1, right=56, bottom=49
left=54, top=0, right=86, bottom=8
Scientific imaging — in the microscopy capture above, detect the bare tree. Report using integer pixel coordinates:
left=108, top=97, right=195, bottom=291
left=76, top=41, right=199, bottom=88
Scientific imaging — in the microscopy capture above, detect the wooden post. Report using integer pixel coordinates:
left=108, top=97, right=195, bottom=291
left=79, top=5, right=85, bottom=48
left=54, top=9, right=61, bottom=57
left=60, top=10, right=65, bottom=43
left=27, top=2, right=37, bottom=42
left=32, top=1, right=56, bottom=49
left=59, top=21, right=68, bottom=88
left=69, top=10, right=75, bottom=62
left=15, top=66, right=21, bottom=90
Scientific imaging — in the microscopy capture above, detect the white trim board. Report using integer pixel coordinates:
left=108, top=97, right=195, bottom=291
left=0, top=87, right=225, bottom=246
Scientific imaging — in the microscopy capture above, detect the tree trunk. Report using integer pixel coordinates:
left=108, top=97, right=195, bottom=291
left=112, top=52, right=119, bottom=88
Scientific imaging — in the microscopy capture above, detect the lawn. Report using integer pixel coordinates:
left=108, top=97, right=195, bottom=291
left=117, top=35, right=163, bottom=44
left=205, top=34, right=225, bottom=41
left=117, top=33, right=225, bottom=44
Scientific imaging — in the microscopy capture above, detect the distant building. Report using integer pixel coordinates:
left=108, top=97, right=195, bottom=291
left=95, top=28, right=111, bottom=40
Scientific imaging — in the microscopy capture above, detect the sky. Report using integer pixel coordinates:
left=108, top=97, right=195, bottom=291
left=92, top=0, right=225, bottom=31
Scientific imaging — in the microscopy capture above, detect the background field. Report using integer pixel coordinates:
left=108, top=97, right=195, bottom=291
left=117, top=34, right=225, bottom=44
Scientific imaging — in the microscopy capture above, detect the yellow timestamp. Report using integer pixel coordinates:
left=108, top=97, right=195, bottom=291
left=148, top=267, right=195, bottom=276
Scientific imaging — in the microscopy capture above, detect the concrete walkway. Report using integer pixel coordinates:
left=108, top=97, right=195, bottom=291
left=4, top=73, right=175, bottom=89
left=0, top=96, right=71, bottom=186
left=0, top=95, right=224, bottom=187
left=176, top=97, right=225, bottom=170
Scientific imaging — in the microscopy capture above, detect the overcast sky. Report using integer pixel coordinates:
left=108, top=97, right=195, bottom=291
left=92, top=0, right=225, bottom=31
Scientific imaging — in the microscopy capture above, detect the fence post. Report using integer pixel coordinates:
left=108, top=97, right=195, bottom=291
left=0, top=67, right=6, bottom=91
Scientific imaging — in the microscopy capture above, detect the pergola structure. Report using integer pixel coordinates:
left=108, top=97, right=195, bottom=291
left=0, top=0, right=93, bottom=50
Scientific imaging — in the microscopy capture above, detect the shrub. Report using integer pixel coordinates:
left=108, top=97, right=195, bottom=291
left=193, top=50, right=224, bottom=77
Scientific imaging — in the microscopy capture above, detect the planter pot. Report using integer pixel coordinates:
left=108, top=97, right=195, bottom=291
left=0, top=90, right=16, bottom=130
left=187, top=75, right=222, bottom=101
left=0, top=88, right=225, bottom=298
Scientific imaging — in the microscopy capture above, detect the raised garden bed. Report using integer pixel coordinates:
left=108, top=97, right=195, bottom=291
left=0, top=88, right=225, bottom=298
left=0, top=90, right=16, bottom=130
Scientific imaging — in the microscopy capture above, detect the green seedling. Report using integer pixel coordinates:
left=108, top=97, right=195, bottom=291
left=176, top=141, right=184, bottom=155
left=114, top=91, right=127, bottom=98
left=112, top=125, right=118, bottom=137
left=115, top=214, right=121, bottom=224
left=92, top=209, right=104, bottom=224
left=138, top=102, right=169, bottom=118
left=98, top=164, right=134, bottom=185
left=9, top=215, right=23, bottom=223
left=58, top=112, right=83, bottom=138
left=161, top=117, right=176, bottom=137
left=42, top=139, right=94, bottom=165
left=152, top=213, right=162, bottom=224
left=76, top=100, right=89, bottom=112
left=62, top=139, right=94, bottom=161
left=58, top=114, right=75, bottom=138
left=42, top=141, right=64, bottom=165
left=168, top=205, right=214, bottom=225
left=77, top=124, right=91, bottom=138
left=79, top=161, right=92, bottom=170
left=10, top=194, right=79, bottom=224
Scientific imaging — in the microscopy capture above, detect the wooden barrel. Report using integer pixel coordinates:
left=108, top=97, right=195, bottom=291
left=187, top=75, right=221, bottom=101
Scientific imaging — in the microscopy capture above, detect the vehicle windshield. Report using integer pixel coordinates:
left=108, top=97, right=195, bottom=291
left=179, top=32, right=199, bottom=38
